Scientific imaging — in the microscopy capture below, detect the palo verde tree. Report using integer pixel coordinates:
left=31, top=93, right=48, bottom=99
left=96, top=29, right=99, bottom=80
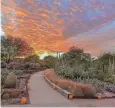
left=43, top=55, right=58, bottom=68
left=64, top=46, right=91, bottom=68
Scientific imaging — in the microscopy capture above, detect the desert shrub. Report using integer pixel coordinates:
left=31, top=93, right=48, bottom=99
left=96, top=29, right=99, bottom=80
left=56, top=67, right=74, bottom=79
left=13, top=70, right=24, bottom=75
left=68, top=82, right=84, bottom=97
left=73, top=66, right=90, bottom=78
left=23, top=62, right=30, bottom=70
left=23, top=70, right=35, bottom=74
left=7, top=62, right=24, bottom=70
left=45, top=69, right=59, bottom=83
left=45, top=69, right=97, bottom=97
left=1, top=70, right=9, bottom=86
left=55, top=65, right=94, bottom=80
left=2, top=69, right=24, bottom=76
left=1, top=75, right=6, bottom=86
left=73, top=76, right=115, bottom=93
left=56, top=79, right=73, bottom=90
left=1, top=89, right=25, bottom=99
left=4, top=72, right=17, bottom=88
left=44, top=56, right=58, bottom=68
left=54, top=47, right=115, bottom=84
left=104, top=77, right=115, bottom=83
left=23, top=62, right=40, bottom=70
left=24, top=54, right=40, bottom=63
left=79, top=84, right=96, bottom=97
left=1, top=61, right=7, bottom=68
left=8, top=90, right=22, bottom=98
left=2, top=93, right=9, bottom=99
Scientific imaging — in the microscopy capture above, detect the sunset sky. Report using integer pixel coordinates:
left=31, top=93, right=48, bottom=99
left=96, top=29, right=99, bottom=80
left=1, top=0, right=115, bottom=57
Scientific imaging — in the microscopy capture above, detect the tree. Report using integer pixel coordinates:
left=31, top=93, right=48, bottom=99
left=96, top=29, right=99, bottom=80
left=67, top=46, right=84, bottom=59
left=98, top=53, right=113, bottom=65
left=65, top=46, right=91, bottom=68
left=98, top=53, right=115, bottom=73
left=1, top=36, right=18, bottom=63
left=1, top=35, right=33, bottom=63
left=44, top=55, right=58, bottom=68
left=7, top=36, right=33, bottom=56
left=24, top=54, right=40, bottom=63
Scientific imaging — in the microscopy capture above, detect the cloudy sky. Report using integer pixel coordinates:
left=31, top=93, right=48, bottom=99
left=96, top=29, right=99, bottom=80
left=1, top=0, right=115, bottom=56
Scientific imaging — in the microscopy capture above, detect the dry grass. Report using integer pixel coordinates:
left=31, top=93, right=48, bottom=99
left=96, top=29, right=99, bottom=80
left=44, top=69, right=97, bottom=98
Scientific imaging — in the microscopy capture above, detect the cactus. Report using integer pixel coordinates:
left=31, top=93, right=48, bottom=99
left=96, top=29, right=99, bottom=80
left=4, top=72, right=17, bottom=88
left=2, top=93, right=9, bottom=99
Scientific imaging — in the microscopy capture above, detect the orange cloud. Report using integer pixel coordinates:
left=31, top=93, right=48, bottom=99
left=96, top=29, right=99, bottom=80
left=2, top=0, right=115, bottom=56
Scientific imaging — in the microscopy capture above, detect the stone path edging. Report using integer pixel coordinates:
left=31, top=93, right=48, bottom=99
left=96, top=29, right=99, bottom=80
left=44, top=75, right=72, bottom=99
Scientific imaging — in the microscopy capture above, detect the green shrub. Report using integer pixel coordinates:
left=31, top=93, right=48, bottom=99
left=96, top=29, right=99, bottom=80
left=13, top=70, right=24, bottom=75
left=9, top=90, right=21, bottom=98
left=56, top=67, right=75, bottom=79
left=1, top=76, right=5, bottom=86
left=4, top=72, right=17, bottom=88
left=104, top=75, right=115, bottom=83
left=24, top=54, right=40, bottom=63
left=1, top=61, right=7, bottom=68
left=44, top=55, right=58, bottom=68
left=7, top=62, right=23, bottom=70
left=23, top=62, right=40, bottom=70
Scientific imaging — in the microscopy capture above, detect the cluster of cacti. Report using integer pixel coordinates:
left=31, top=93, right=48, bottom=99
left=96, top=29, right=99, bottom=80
left=56, top=67, right=75, bottom=79
left=4, top=72, right=17, bottom=88
left=55, top=53, right=115, bottom=80
left=55, top=57, right=115, bottom=93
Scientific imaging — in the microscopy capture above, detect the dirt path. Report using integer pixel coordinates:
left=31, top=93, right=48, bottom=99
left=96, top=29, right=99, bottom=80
left=28, top=71, right=115, bottom=107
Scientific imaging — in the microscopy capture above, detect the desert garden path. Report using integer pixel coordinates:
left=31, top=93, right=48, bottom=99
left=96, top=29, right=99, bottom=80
left=28, top=71, right=77, bottom=107
left=28, top=71, right=115, bottom=107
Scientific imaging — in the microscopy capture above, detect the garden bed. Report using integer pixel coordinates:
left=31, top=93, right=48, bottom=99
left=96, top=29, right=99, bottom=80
left=72, top=78, right=115, bottom=94
left=1, top=65, right=46, bottom=105
left=1, top=74, right=30, bottom=105
left=44, top=75, right=71, bottom=99
left=44, top=69, right=115, bottom=99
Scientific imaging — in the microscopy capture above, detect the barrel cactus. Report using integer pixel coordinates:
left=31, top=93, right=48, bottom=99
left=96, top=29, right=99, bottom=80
left=2, top=93, right=9, bottom=99
left=4, top=72, right=17, bottom=88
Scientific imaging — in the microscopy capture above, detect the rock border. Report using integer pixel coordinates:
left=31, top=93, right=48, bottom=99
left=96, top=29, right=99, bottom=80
left=25, top=74, right=31, bottom=104
left=44, top=75, right=73, bottom=100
